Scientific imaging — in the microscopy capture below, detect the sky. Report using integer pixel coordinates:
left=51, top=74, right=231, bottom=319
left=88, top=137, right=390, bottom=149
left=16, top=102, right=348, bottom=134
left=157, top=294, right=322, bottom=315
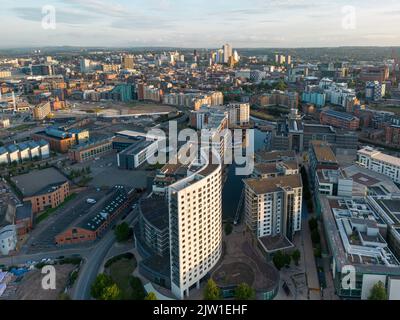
left=1, top=0, right=400, bottom=48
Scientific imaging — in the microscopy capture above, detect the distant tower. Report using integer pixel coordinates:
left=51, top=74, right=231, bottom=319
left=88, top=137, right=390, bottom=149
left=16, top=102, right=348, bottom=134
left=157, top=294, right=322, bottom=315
left=391, top=48, right=398, bottom=84
left=12, top=91, right=16, bottom=112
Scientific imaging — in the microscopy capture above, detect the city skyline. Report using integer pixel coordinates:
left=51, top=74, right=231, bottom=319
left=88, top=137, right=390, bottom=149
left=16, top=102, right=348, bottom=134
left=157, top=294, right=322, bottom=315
left=2, top=0, right=400, bottom=49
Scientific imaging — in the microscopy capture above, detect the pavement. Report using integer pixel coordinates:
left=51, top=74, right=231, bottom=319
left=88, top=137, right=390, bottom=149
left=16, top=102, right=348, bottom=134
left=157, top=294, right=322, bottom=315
left=20, top=189, right=107, bottom=254
left=301, top=216, right=322, bottom=300
left=72, top=206, right=139, bottom=300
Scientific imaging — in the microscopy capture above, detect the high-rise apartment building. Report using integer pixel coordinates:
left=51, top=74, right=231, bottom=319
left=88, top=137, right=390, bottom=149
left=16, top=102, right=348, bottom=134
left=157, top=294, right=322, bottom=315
left=243, top=174, right=303, bottom=241
left=223, top=44, right=232, bottom=64
left=365, top=81, right=386, bottom=101
left=122, top=55, right=135, bottom=69
left=226, top=103, right=250, bottom=127
left=168, top=155, right=223, bottom=299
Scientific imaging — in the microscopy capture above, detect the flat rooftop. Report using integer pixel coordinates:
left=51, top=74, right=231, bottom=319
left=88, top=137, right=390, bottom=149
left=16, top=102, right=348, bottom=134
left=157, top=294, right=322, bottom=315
left=358, top=147, right=400, bottom=167
left=244, top=174, right=302, bottom=195
left=11, top=168, right=68, bottom=197
left=310, top=140, right=338, bottom=164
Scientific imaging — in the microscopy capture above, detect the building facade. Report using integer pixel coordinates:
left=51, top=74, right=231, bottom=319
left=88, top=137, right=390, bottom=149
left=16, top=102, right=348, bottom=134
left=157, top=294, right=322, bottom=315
left=168, top=159, right=223, bottom=299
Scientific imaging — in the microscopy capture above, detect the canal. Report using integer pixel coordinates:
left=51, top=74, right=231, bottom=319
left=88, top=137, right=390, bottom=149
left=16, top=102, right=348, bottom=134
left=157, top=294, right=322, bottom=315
left=222, top=129, right=268, bottom=220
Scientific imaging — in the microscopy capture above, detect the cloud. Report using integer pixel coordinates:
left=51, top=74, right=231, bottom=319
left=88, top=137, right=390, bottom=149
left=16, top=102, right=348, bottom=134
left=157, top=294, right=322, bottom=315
left=12, top=6, right=100, bottom=25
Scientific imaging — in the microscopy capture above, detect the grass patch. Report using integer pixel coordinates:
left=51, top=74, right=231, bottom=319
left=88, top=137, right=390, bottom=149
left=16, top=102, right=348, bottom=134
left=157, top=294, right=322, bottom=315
left=8, top=124, right=36, bottom=132
left=107, top=258, right=136, bottom=300
left=369, top=104, right=400, bottom=115
left=35, top=193, right=77, bottom=224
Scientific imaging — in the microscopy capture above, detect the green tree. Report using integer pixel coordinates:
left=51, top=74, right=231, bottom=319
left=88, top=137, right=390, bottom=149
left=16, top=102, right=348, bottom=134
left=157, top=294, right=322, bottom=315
left=309, top=218, right=318, bottom=231
left=91, top=273, right=114, bottom=299
left=115, top=222, right=131, bottom=242
left=234, top=283, right=256, bottom=300
left=101, top=283, right=121, bottom=300
left=58, top=292, right=71, bottom=300
left=224, top=222, right=233, bottom=236
left=273, top=251, right=286, bottom=270
left=311, top=229, right=321, bottom=245
left=368, top=281, right=387, bottom=300
left=203, top=279, right=222, bottom=300
left=145, top=292, right=158, bottom=300
left=292, top=250, right=301, bottom=266
left=129, top=276, right=146, bottom=300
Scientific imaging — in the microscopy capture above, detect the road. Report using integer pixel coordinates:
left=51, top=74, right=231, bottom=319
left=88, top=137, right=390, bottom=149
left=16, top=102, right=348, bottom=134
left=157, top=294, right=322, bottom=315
left=72, top=207, right=139, bottom=300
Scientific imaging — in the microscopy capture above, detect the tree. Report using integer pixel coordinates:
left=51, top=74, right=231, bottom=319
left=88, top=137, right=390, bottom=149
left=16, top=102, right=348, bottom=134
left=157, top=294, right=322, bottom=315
left=309, top=218, right=318, bottom=231
left=283, top=252, right=291, bottom=267
left=273, top=251, right=286, bottom=270
left=91, top=274, right=114, bottom=299
left=129, top=276, right=146, bottom=300
left=101, top=283, right=121, bottom=300
left=292, top=250, right=301, bottom=266
left=368, top=281, right=387, bottom=300
left=234, top=283, right=256, bottom=300
left=311, top=229, right=321, bottom=245
left=115, top=222, right=130, bottom=242
left=203, top=279, right=222, bottom=300
left=145, top=292, right=158, bottom=300
left=58, top=292, right=71, bottom=300
left=224, top=222, right=233, bottom=236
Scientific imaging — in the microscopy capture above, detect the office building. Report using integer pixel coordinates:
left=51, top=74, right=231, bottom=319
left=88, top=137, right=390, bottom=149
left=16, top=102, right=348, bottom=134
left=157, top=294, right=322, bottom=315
left=357, top=147, right=400, bottom=184
left=320, top=196, right=400, bottom=300
left=68, top=138, right=113, bottom=163
left=117, top=138, right=159, bottom=169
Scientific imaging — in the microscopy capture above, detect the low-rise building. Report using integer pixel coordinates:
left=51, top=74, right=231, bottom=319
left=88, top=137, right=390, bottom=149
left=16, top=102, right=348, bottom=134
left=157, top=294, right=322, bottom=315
left=117, top=138, right=159, bottom=169
left=320, top=110, right=360, bottom=131
left=357, top=147, right=400, bottom=184
left=55, top=186, right=135, bottom=245
left=68, top=138, right=113, bottom=163
left=320, top=196, right=400, bottom=300
left=11, top=168, right=70, bottom=215
left=0, top=225, right=17, bottom=256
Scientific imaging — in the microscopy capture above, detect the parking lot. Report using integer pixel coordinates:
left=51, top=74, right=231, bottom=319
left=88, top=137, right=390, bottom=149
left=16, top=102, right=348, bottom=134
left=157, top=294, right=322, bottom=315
left=23, top=189, right=108, bottom=254
left=70, top=153, right=154, bottom=190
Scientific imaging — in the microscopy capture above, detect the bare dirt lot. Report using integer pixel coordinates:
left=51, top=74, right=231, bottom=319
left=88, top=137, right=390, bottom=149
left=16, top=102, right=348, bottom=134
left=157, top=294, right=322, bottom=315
left=54, top=101, right=177, bottom=118
left=14, top=264, right=75, bottom=300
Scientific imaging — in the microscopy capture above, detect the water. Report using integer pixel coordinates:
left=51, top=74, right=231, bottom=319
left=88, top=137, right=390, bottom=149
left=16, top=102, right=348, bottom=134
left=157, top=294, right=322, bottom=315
left=222, top=129, right=268, bottom=220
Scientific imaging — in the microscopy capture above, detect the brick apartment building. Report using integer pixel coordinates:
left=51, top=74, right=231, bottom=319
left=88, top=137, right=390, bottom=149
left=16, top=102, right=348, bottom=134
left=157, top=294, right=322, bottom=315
left=11, top=168, right=70, bottom=215
left=320, top=109, right=360, bottom=131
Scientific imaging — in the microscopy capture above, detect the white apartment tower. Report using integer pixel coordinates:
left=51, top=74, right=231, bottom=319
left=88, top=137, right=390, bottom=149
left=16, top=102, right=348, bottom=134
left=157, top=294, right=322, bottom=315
left=243, top=175, right=303, bottom=240
left=223, top=44, right=233, bottom=64
left=168, top=155, right=223, bottom=299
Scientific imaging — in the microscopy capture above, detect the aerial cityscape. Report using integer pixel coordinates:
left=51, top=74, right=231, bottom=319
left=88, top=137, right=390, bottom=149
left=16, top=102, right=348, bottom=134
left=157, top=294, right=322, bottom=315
left=1, top=0, right=400, bottom=306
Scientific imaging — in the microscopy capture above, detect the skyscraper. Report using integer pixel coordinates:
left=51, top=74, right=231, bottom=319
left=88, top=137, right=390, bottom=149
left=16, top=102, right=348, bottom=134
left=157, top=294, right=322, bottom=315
left=223, top=44, right=233, bottom=64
